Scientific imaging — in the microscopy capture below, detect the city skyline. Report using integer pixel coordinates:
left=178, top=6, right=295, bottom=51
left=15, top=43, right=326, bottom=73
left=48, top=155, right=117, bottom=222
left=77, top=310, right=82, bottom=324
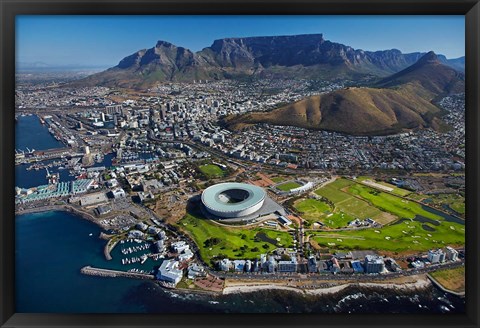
left=16, top=15, right=465, bottom=68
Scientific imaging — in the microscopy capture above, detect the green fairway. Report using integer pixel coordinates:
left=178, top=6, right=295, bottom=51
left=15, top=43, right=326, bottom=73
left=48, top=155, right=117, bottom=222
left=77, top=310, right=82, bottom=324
left=309, top=177, right=465, bottom=252
left=276, top=181, right=302, bottom=191
left=310, top=217, right=465, bottom=252
left=294, top=198, right=357, bottom=228
left=347, top=183, right=445, bottom=221
left=322, top=212, right=355, bottom=228
left=178, top=214, right=294, bottom=265
left=375, top=181, right=411, bottom=196
left=198, top=164, right=225, bottom=179
left=314, top=178, right=354, bottom=203
left=314, top=178, right=383, bottom=220
left=295, top=198, right=331, bottom=216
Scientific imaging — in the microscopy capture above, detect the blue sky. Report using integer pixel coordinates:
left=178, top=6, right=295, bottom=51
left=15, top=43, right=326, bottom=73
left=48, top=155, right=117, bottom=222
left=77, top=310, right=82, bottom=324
left=16, top=15, right=465, bottom=68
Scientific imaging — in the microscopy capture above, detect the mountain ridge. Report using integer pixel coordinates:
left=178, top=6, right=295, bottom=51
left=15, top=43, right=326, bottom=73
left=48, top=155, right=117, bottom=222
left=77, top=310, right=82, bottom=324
left=223, top=51, right=464, bottom=136
left=73, top=34, right=465, bottom=88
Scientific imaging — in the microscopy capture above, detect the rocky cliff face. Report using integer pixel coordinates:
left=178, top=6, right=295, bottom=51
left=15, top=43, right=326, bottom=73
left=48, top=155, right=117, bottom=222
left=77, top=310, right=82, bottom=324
left=75, top=34, right=465, bottom=88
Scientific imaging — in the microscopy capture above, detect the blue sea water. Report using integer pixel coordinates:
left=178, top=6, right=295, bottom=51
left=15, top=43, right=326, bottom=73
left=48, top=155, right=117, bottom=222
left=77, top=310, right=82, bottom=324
left=15, top=115, right=115, bottom=189
left=15, top=211, right=466, bottom=314
left=15, top=114, right=65, bottom=151
left=14, top=115, right=466, bottom=314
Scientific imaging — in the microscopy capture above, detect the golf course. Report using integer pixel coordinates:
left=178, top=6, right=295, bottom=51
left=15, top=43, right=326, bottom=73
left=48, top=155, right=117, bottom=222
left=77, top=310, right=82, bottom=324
left=178, top=213, right=294, bottom=265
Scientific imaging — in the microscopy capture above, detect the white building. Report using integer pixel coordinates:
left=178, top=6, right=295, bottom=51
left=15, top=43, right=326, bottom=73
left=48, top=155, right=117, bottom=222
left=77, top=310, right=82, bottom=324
left=364, top=255, right=385, bottom=273
left=156, top=259, right=183, bottom=285
left=128, top=230, right=145, bottom=239
left=136, top=222, right=148, bottom=231
left=278, top=258, right=297, bottom=272
left=219, top=258, right=232, bottom=271
left=106, top=179, right=119, bottom=188
left=171, top=241, right=189, bottom=253
left=233, top=260, right=246, bottom=272
left=187, top=264, right=205, bottom=279
left=178, top=248, right=194, bottom=262
left=445, top=246, right=459, bottom=261
left=428, top=249, right=445, bottom=263
left=267, top=256, right=277, bottom=273
left=110, top=188, right=126, bottom=199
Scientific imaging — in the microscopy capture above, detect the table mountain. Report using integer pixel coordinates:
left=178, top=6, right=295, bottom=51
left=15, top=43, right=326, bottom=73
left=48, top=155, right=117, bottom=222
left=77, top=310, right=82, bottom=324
left=73, top=34, right=463, bottom=88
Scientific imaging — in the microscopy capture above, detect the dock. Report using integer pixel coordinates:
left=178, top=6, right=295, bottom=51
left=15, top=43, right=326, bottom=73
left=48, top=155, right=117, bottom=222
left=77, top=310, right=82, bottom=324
left=80, top=266, right=155, bottom=280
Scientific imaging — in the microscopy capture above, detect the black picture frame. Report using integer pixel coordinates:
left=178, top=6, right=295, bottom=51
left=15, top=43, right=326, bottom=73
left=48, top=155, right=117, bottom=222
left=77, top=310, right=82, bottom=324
left=1, top=0, right=479, bottom=327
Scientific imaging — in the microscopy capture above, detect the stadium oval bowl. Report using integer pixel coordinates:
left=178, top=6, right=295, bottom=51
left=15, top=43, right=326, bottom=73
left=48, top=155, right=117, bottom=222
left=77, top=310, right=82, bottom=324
left=201, top=182, right=267, bottom=218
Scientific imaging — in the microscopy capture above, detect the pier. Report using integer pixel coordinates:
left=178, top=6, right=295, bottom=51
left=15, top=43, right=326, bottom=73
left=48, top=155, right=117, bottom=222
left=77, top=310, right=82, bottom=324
left=80, top=266, right=154, bottom=280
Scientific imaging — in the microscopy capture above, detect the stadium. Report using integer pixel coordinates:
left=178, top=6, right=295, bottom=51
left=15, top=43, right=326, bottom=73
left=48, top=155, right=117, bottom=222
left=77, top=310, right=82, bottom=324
left=201, top=182, right=267, bottom=218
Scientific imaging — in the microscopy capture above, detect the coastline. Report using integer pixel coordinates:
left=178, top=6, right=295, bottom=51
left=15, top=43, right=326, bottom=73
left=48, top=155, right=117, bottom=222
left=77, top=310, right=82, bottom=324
left=16, top=205, right=121, bottom=260
left=16, top=204, right=107, bottom=229
left=15, top=207, right=458, bottom=299
left=222, top=274, right=432, bottom=296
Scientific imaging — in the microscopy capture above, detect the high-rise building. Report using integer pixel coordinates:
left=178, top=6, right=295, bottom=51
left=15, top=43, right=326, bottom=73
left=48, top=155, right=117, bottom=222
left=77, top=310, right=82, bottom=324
left=105, top=104, right=123, bottom=114
left=278, top=258, right=297, bottom=272
left=445, top=246, right=459, bottom=261
left=428, top=249, right=444, bottom=263
left=364, top=255, right=385, bottom=273
left=160, top=107, right=167, bottom=120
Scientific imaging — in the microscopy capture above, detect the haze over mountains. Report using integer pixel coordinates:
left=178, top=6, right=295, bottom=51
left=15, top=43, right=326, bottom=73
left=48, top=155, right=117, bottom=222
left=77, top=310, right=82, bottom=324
left=76, top=34, right=464, bottom=88
left=225, top=51, right=465, bottom=135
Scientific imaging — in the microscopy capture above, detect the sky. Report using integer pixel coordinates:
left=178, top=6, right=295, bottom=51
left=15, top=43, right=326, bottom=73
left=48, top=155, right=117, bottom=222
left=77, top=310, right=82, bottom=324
left=16, top=15, right=465, bottom=68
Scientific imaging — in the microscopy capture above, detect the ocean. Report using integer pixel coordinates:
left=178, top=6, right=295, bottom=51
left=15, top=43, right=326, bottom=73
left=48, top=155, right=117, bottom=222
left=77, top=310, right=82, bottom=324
left=15, top=211, right=465, bottom=314
left=14, top=115, right=465, bottom=314
left=15, top=114, right=65, bottom=152
left=15, top=115, right=114, bottom=189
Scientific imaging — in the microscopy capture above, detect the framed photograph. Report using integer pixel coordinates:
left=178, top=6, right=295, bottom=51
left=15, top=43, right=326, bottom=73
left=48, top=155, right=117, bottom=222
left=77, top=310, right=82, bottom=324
left=1, top=0, right=479, bottom=327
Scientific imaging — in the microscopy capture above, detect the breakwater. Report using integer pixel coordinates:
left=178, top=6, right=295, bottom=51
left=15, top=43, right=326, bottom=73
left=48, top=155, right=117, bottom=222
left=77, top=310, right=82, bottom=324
left=104, top=240, right=118, bottom=261
left=81, top=266, right=154, bottom=280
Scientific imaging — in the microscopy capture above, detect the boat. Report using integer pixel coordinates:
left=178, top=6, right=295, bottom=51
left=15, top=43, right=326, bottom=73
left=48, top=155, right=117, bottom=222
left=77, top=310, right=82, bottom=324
left=89, top=233, right=93, bottom=236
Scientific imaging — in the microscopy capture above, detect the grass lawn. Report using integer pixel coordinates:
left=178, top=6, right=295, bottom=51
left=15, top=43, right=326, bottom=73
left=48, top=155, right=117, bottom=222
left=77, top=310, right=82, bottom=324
left=199, top=164, right=225, bottom=179
left=430, top=266, right=465, bottom=293
left=315, top=178, right=355, bottom=202
left=309, top=177, right=465, bottom=252
left=355, top=176, right=410, bottom=196
left=178, top=214, right=294, bottom=265
left=310, top=215, right=464, bottom=253
left=322, top=212, right=355, bottom=228
left=294, top=198, right=363, bottom=229
left=314, top=178, right=384, bottom=221
left=270, top=177, right=285, bottom=183
left=295, top=198, right=331, bottom=216
left=347, top=183, right=444, bottom=221
left=375, top=181, right=412, bottom=197
left=276, top=181, right=302, bottom=191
